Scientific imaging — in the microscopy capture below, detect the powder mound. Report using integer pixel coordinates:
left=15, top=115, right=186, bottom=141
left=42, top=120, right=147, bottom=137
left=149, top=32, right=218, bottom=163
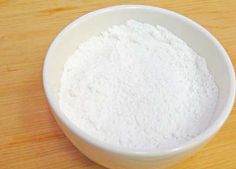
left=59, top=20, right=218, bottom=151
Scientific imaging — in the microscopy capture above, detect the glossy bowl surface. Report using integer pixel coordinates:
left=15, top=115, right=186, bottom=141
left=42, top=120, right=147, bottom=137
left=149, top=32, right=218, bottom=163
left=43, top=5, right=235, bottom=169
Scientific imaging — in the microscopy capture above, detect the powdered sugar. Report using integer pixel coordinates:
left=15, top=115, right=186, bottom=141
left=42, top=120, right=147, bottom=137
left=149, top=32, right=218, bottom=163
left=59, top=20, right=218, bottom=151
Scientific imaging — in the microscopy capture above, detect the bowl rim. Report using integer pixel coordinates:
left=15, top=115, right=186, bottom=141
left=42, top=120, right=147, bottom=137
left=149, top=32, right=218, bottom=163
left=43, top=5, right=236, bottom=157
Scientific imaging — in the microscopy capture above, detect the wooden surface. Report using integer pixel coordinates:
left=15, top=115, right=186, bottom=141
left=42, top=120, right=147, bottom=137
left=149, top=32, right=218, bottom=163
left=0, top=0, right=235, bottom=168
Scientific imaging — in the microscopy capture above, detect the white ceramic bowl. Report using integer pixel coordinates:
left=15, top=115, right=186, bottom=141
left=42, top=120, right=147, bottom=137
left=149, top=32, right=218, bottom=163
left=43, top=5, right=235, bottom=169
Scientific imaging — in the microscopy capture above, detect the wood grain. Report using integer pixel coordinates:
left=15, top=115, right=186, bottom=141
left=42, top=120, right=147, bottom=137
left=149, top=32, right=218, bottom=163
left=0, top=0, right=235, bottom=168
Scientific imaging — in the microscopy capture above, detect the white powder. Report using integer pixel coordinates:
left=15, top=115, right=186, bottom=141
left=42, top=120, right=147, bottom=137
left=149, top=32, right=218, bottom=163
left=59, top=20, right=218, bottom=151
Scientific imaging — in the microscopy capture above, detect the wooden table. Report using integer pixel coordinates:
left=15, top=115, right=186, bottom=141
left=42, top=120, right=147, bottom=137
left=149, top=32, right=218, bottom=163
left=1, top=1, right=235, bottom=168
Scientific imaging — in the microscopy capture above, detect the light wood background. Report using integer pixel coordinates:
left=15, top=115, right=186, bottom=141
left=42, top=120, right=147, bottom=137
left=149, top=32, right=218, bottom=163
left=0, top=0, right=235, bottom=168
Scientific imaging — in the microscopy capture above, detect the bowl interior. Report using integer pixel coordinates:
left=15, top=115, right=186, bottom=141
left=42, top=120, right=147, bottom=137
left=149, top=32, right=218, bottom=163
left=44, top=6, right=235, bottom=141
